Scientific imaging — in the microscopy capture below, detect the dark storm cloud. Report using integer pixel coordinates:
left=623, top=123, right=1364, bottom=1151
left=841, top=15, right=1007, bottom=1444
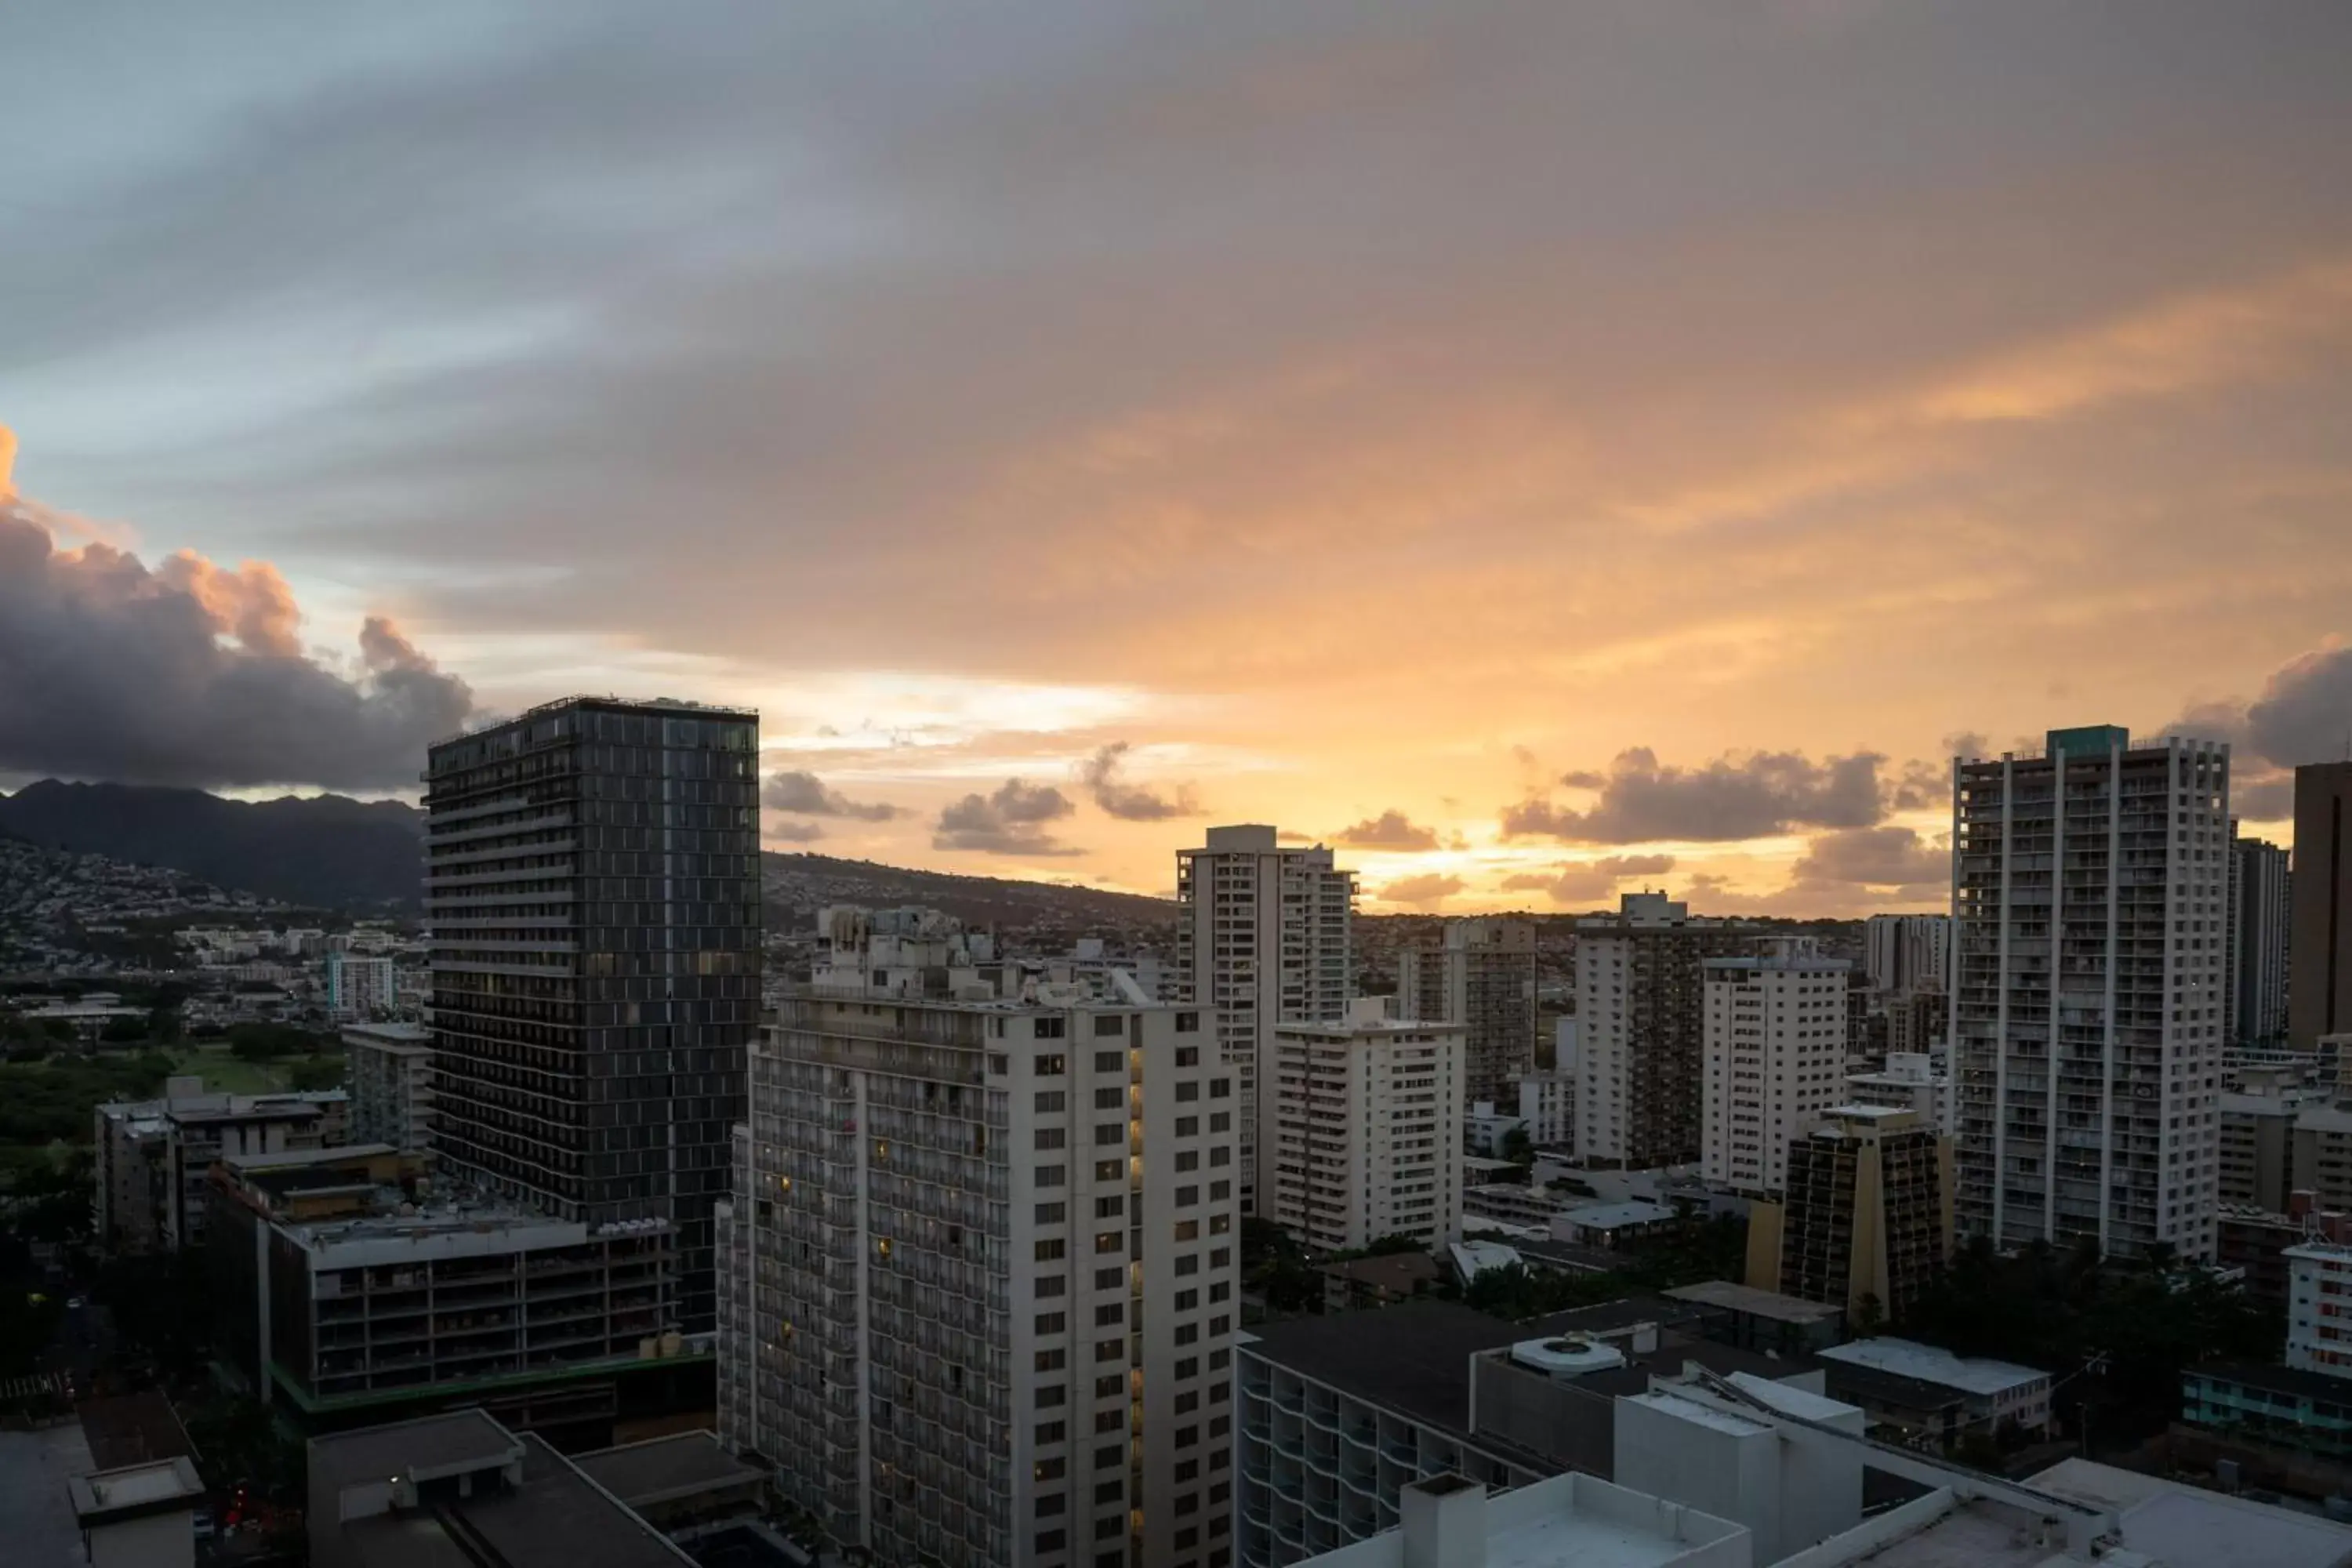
left=1331, top=809, right=1440, bottom=851
left=2164, top=641, right=2352, bottom=820
left=0, top=501, right=473, bottom=790
left=1501, top=748, right=1887, bottom=844
left=934, top=778, right=1080, bottom=856
left=763, top=769, right=902, bottom=821
left=1075, top=742, right=1199, bottom=821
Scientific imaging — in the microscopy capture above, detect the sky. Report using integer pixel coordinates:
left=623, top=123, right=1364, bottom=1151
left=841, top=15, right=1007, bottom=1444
left=5, top=2, right=2352, bottom=914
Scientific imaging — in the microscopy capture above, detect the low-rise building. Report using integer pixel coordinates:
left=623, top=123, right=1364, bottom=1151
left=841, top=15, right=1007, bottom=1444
left=343, top=1021, right=434, bottom=1152
left=94, top=1076, right=350, bottom=1253
left=2287, top=1238, right=2352, bottom=1376
left=1661, top=1281, right=1846, bottom=1357
left=2180, top=1363, right=2352, bottom=1461
left=1461, top=1103, right=1527, bottom=1160
left=2217, top=1194, right=2352, bottom=1304
left=1319, top=1253, right=1442, bottom=1314
left=1814, top=1338, right=2052, bottom=1446
left=67, top=1457, right=208, bottom=1568
left=1556, top=1200, right=1678, bottom=1249
left=307, top=1409, right=698, bottom=1568
left=207, top=1145, right=691, bottom=1442
left=1276, top=1472, right=1748, bottom=1568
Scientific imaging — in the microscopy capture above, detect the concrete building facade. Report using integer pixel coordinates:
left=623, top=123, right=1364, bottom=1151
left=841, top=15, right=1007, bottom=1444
left=344, top=1022, right=436, bottom=1153
left=1175, top=826, right=1356, bottom=1212
left=2232, top=835, right=2293, bottom=1047
left=425, top=696, right=760, bottom=1333
left=327, top=952, right=398, bottom=1022
left=95, top=1078, right=350, bottom=1254
left=1745, top=1106, right=1951, bottom=1323
left=1951, top=727, right=2228, bottom=1261
left=1576, top=894, right=1758, bottom=1170
left=1268, top=1000, right=1465, bottom=1252
left=1863, top=915, right=1951, bottom=996
left=2292, top=764, right=2352, bottom=1051
left=1395, top=919, right=1537, bottom=1108
left=724, top=986, right=1240, bottom=1568
left=1701, top=944, right=1852, bottom=1196
left=207, top=1145, right=684, bottom=1435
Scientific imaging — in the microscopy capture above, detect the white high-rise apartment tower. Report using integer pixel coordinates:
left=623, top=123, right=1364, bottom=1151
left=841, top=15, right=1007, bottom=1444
left=720, top=981, right=1242, bottom=1568
left=1951, top=726, right=2228, bottom=1261
left=1700, top=942, right=1853, bottom=1196
left=1267, top=999, right=1465, bottom=1252
left=1174, top=825, right=1355, bottom=1211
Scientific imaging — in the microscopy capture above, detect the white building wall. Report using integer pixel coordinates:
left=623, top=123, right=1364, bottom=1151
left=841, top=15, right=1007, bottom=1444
left=1701, top=949, right=1852, bottom=1196
left=1269, top=1009, right=1464, bottom=1251
left=1175, top=826, right=1356, bottom=1214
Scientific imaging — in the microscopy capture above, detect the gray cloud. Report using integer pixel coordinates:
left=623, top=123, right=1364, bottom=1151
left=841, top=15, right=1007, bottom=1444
left=1075, top=742, right=1199, bottom=821
left=1377, top=873, right=1463, bottom=908
left=763, top=769, right=901, bottom=820
left=1501, top=852, right=1676, bottom=904
left=1501, top=748, right=1886, bottom=844
left=765, top=819, right=825, bottom=844
left=0, top=500, right=472, bottom=790
left=2162, top=642, right=2352, bottom=822
left=1791, top=826, right=1947, bottom=888
left=933, top=777, right=1080, bottom=856
left=1331, top=808, right=1440, bottom=851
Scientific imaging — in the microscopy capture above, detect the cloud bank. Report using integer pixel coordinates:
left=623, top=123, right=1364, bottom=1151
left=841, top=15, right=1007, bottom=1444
left=1502, top=749, right=1888, bottom=845
left=934, top=777, right=1080, bottom=856
left=0, top=469, right=472, bottom=791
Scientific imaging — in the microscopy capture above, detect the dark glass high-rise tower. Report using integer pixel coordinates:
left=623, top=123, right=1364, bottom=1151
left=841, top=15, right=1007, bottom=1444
left=425, top=696, right=760, bottom=1331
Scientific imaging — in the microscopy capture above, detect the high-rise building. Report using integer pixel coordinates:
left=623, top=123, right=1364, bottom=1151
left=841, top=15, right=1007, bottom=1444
left=1267, top=999, right=1465, bottom=1252
left=1951, top=726, right=2228, bottom=1261
left=1395, top=918, right=1538, bottom=1105
left=325, top=950, right=397, bottom=1019
left=1745, top=1105, right=1951, bottom=1322
left=1862, top=914, right=1951, bottom=996
left=1174, top=825, right=1355, bottom=1210
left=724, top=983, right=1240, bottom=1568
left=343, top=1021, right=435, bottom=1152
left=2232, top=835, right=2292, bottom=1046
left=1700, top=942, right=1853, bottom=1196
left=1573, top=892, right=1757, bottom=1170
left=2292, top=763, right=2352, bottom=1050
left=94, top=1076, right=350, bottom=1254
left=425, top=696, right=761, bottom=1333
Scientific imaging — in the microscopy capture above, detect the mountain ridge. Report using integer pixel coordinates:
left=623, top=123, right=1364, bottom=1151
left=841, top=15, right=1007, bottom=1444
left=0, top=779, right=1174, bottom=928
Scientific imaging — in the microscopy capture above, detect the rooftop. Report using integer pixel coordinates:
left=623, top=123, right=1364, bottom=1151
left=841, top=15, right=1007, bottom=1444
left=310, top=1408, right=521, bottom=1494
left=1818, top=1338, right=2049, bottom=1397
left=2186, top=1360, right=2352, bottom=1404
left=345, top=1021, right=432, bottom=1047
left=2027, top=1457, right=2352, bottom=1568
left=571, top=1431, right=763, bottom=1511
left=1664, top=1279, right=1846, bottom=1324
left=1561, top=1200, right=1679, bottom=1230
left=67, top=1457, right=206, bottom=1526
left=1298, top=1472, right=1747, bottom=1568
left=74, top=1392, right=197, bottom=1471
left=1319, top=1252, right=1443, bottom=1293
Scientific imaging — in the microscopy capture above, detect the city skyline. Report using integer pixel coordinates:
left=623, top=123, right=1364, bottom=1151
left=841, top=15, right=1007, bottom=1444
left=8, top=4, right=2352, bottom=916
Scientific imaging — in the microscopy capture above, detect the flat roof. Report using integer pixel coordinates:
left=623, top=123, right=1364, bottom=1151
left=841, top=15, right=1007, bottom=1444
left=1664, top=1280, right=1845, bottom=1324
left=1818, top=1338, right=2048, bottom=1397
left=2029, top=1457, right=2352, bottom=1568
left=571, top=1431, right=762, bottom=1510
left=1624, top=1391, right=1770, bottom=1439
left=461, top=1433, right=691, bottom=1568
left=2187, top=1361, right=2352, bottom=1405
left=67, top=1457, right=205, bottom=1524
left=1562, top=1201, right=1678, bottom=1229
left=75, top=1392, right=197, bottom=1471
left=310, top=1408, right=521, bottom=1495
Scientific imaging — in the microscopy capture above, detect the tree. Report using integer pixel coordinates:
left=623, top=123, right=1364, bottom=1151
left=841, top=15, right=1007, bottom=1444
left=1500, top=1126, right=1534, bottom=1166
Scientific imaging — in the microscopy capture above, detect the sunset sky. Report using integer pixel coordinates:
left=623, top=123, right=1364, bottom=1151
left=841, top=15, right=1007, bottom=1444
left=6, top=2, right=2352, bottom=914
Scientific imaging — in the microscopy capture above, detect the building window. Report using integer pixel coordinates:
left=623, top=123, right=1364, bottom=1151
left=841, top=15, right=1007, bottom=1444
left=1210, top=1077, right=1232, bottom=1098
left=1039, top=1385, right=1067, bottom=1408
left=1176, top=1150, right=1200, bottom=1171
left=1038, top=1238, right=1067, bottom=1261
left=1096, top=1231, right=1125, bottom=1254
left=1038, top=1348, right=1067, bottom=1371
left=1096, top=1195, right=1125, bottom=1218
left=1175, top=1254, right=1199, bottom=1275
left=1177, top=1012, right=1200, bottom=1032
left=1177, top=1117, right=1199, bottom=1137
left=1095, top=1050, right=1123, bottom=1072
left=1038, top=1165, right=1066, bottom=1187
left=1037, top=1201, right=1067, bottom=1223
left=1096, top=1086, right=1127, bottom=1109
left=1036, top=1091, right=1067, bottom=1112
left=1039, top=1494, right=1067, bottom=1517
left=1175, top=1220, right=1200, bottom=1241
left=1037, top=1048, right=1066, bottom=1069
left=1037, top=1530, right=1067, bottom=1552
left=1096, top=1338, right=1124, bottom=1363
left=1177, top=1081, right=1200, bottom=1102
left=1037, top=1312, right=1067, bottom=1334
left=1037, top=1421, right=1066, bottom=1443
